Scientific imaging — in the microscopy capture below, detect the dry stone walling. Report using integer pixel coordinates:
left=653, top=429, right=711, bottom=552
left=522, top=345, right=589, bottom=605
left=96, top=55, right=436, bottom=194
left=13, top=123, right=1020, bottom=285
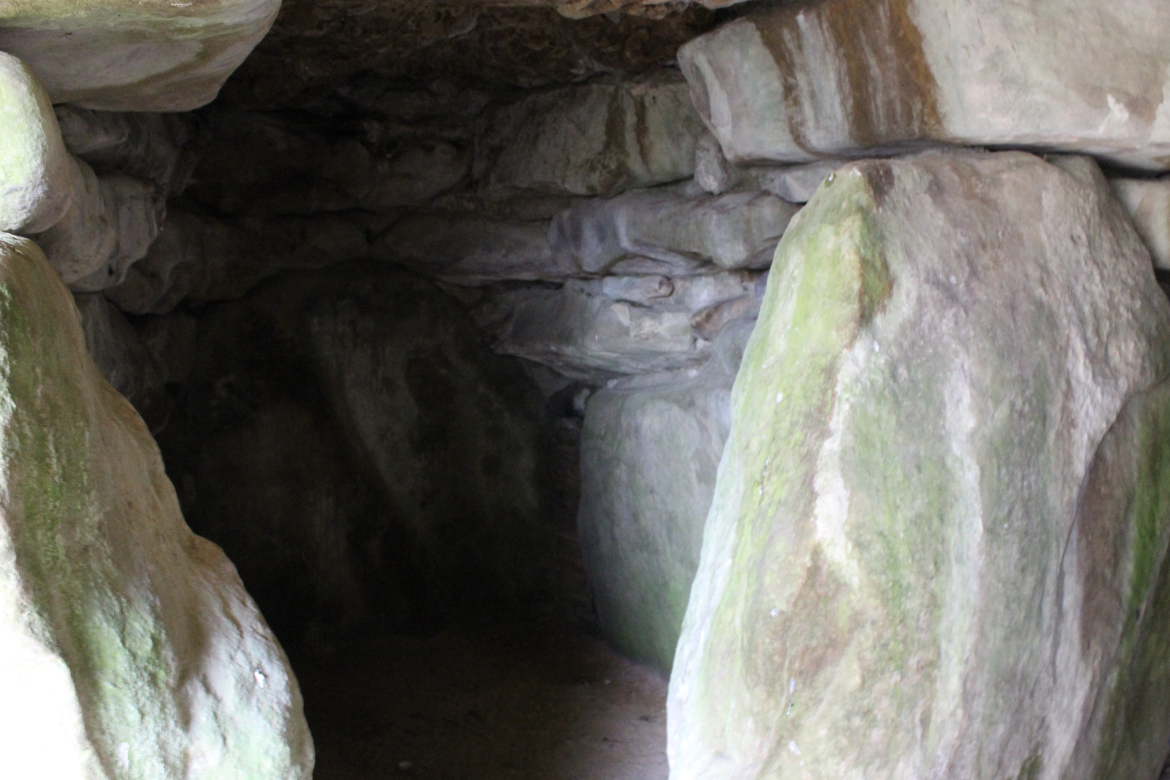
left=4, top=0, right=1170, bottom=778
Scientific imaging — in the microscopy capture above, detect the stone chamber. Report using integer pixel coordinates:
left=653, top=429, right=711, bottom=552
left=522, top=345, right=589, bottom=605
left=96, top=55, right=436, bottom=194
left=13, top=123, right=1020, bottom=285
left=1, top=0, right=1170, bottom=778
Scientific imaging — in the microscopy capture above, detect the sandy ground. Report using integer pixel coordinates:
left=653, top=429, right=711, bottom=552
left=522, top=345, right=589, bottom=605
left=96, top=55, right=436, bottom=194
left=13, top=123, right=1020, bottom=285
left=295, top=621, right=669, bottom=780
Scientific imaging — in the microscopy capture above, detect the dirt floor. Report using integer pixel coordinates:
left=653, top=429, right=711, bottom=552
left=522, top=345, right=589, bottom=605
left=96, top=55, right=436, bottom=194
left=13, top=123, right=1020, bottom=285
left=295, top=621, right=669, bottom=780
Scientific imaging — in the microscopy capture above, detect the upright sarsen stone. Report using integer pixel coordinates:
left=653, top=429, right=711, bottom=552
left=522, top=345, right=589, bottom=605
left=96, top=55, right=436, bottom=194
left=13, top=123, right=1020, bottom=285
left=668, top=152, right=1170, bottom=780
left=0, top=234, right=313, bottom=779
left=679, top=0, right=1170, bottom=170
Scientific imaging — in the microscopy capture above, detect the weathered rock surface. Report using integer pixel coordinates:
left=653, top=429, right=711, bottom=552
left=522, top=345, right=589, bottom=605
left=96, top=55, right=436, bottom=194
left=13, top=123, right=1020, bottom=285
left=669, top=152, right=1170, bottom=780
left=229, top=1, right=715, bottom=106
left=0, top=234, right=313, bottom=779
left=0, top=0, right=281, bottom=110
left=376, top=212, right=569, bottom=284
left=550, top=183, right=800, bottom=273
left=578, top=330, right=746, bottom=672
left=157, top=263, right=558, bottom=644
left=0, top=52, right=72, bottom=234
left=479, top=72, right=705, bottom=198
left=679, top=0, right=1170, bottom=170
left=105, top=208, right=371, bottom=314
left=474, top=272, right=757, bottom=379
left=54, top=106, right=198, bottom=197
left=1114, top=177, right=1170, bottom=270
left=189, top=111, right=468, bottom=216
left=32, top=157, right=164, bottom=291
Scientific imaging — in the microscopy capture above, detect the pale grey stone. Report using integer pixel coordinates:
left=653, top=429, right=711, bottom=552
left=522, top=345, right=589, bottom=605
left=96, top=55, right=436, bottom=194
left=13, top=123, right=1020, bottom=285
left=32, top=156, right=164, bottom=291
left=578, top=359, right=735, bottom=673
left=475, top=272, right=756, bottom=379
left=480, top=71, right=705, bottom=198
left=0, top=0, right=281, bottom=111
left=744, top=160, right=844, bottom=204
left=1113, top=177, right=1170, bottom=269
left=0, top=52, right=73, bottom=234
left=550, top=183, right=800, bottom=273
left=0, top=234, right=313, bottom=780
left=679, top=0, right=1170, bottom=170
left=670, top=151, right=1170, bottom=780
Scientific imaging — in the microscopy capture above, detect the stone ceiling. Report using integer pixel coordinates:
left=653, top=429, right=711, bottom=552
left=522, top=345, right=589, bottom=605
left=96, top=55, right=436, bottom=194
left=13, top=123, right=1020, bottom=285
left=219, top=0, right=749, bottom=108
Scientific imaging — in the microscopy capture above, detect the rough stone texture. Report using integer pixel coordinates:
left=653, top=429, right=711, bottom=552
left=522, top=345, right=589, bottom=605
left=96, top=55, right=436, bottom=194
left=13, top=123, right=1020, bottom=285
left=550, top=182, right=800, bottom=273
left=669, top=151, right=1170, bottom=780
left=679, top=0, right=1170, bottom=170
left=225, top=0, right=717, bottom=107
left=0, top=234, right=313, bottom=779
left=104, top=208, right=371, bottom=315
left=479, top=71, right=705, bottom=198
left=75, top=292, right=169, bottom=431
left=157, top=263, right=559, bottom=645
left=0, top=0, right=281, bottom=111
left=578, top=327, right=746, bottom=672
left=0, top=52, right=72, bottom=234
left=189, top=111, right=468, bottom=216
left=1114, top=177, right=1170, bottom=270
left=31, top=157, right=164, bottom=291
left=474, top=272, right=756, bottom=380
left=54, top=106, right=198, bottom=198
left=376, top=212, right=570, bottom=284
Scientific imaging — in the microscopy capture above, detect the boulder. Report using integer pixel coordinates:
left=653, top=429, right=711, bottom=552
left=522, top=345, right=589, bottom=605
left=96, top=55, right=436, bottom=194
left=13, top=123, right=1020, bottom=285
left=54, top=105, right=197, bottom=197
left=578, top=326, right=747, bottom=672
left=479, top=71, right=705, bottom=198
left=156, top=263, right=559, bottom=644
left=678, top=0, right=1170, bottom=170
left=474, top=272, right=756, bottom=380
left=0, top=52, right=72, bottom=234
left=32, top=157, right=164, bottom=291
left=0, top=0, right=281, bottom=111
left=550, top=183, right=800, bottom=273
left=189, top=111, right=468, bottom=216
left=1113, top=177, right=1170, bottom=269
left=0, top=233, right=313, bottom=779
left=669, top=152, right=1170, bottom=780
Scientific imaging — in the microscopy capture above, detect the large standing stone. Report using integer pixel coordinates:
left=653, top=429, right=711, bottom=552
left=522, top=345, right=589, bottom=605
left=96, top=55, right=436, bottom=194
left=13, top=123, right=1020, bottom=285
left=0, top=0, right=281, bottom=111
left=157, top=263, right=558, bottom=644
left=578, top=323, right=749, bottom=672
left=678, top=0, right=1170, bottom=170
left=479, top=71, right=705, bottom=197
left=0, top=234, right=313, bottom=779
left=669, top=152, right=1170, bottom=780
left=0, top=52, right=72, bottom=234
